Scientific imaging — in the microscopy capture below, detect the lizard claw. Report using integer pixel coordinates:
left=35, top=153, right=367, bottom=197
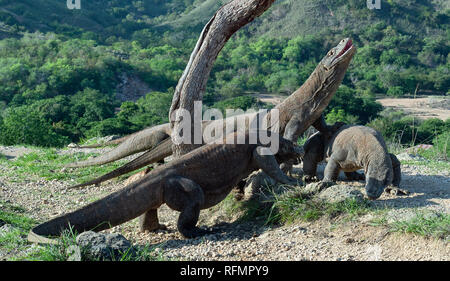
left=302, top=175, right=319, bottom=183
left=385, top=186, right=409, bottom=196
left=180, top=227, right=215, bottom=238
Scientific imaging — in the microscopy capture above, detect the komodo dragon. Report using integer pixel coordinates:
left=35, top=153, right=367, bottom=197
left=76, top=134, right=132, bottom=148
left=28, top=131, right=303, bottom=243
left=65, top=38, right=356, bottom=170
left=69, top=138, right=173, bottom=189
left=302, top=124, right=406, bottom=200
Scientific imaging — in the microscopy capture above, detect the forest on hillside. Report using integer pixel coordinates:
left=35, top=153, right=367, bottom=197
left=0, top=0, right=448, bottom=153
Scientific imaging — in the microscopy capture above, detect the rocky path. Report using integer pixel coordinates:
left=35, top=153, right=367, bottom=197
left=0, top=146, right=448, bottom=261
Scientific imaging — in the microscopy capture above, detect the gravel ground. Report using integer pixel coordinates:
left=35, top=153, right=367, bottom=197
left=0, top=146, right=448, bottom=261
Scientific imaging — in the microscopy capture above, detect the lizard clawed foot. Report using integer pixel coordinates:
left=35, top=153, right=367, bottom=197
left=284, top=177, right=302, bottom=186
left=302, top=175, right=319, bottom=183
left=385, top=186, right=409, bottom=196
left=345, top=172, right=365, bottom=181
left=180, top=227, right=215, bottom=239
left=140, top=223, right=167, bottom=233
left=315, top=181, right=335, bottom=193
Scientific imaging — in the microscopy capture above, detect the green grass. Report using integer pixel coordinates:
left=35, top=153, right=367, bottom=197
left=0, top=202, right=36, bottom=257
left=266, top=189, right=372, bottom=225
left=18, top=228, right=166, bottom=261
left=215, top=193, right=273, bottom=223
left=399, top=159, right=450, bottom=174
left=366, top=209, right=450, bottom=240
left=0, top=201, right=166, bottom=261
left=0, top=146, right=128, bottom=184
left=389, top=212, right=450, bottom=240
left=386, top=139, right=450, bottom=173
left=214, top=184, right=373, bottom=227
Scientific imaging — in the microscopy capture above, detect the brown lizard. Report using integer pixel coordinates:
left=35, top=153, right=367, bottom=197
left=302, top=124, right=406, bottom=200
left=66, top=38, right=356, bottom=185
left=28, top=131, right=303, bottom=243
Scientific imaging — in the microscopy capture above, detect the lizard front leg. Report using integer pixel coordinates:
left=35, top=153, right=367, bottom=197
left=384, top=153, right=408, bottom=195
left=302, top=152, right=320, bottom=183
left=281, top=117, right=304, bottom=173
left=252, top=148, right=299, bottom=185
left=281, top=115, right=328, bottom=173
left=312, top=156, right=340, bottom=193
left=323, top=157, right=341, bottom=182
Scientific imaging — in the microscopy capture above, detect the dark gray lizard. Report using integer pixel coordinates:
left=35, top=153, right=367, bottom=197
left=75, top=134, right=132, bottom=148
left=66, top=38, right=356, bottom=170
left=65, top=123, right=172, bottom=168
left=28, top=131, right=303, bottom=243
left=69, top=138, right=173, bottom=189
left=302, top=124, right=406, bottom=200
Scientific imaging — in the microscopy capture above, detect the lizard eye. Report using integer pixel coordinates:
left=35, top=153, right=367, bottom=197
left=328, top=50, right=334, bottom=56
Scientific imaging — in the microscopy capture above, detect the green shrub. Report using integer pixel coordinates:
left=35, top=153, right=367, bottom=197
left=325, top=85, right=382, bottom=124
left=0, top=106, right=69, bottom=147
left=386, top=86, right=404, bottom=97
left=432, top=131, right=449, bottom=160
left=325, top=108, right=358, bottom=124
left=212, top=96, right=269, bottom=116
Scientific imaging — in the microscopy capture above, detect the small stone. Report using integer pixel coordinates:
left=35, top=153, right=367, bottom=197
left=345, top=238, right=355, bottom=244
left=67, top=143, right=79, bottom=148
left=66, top=245, right=82, bottom=261
left=316, top=184, right=364, bottom=203
left=76, top=231, right=135, bottom=261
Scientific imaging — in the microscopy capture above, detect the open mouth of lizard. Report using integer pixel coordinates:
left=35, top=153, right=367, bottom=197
left=324, top=39, right=354, bottom=71
left=336, top=39, right=354, bottom=59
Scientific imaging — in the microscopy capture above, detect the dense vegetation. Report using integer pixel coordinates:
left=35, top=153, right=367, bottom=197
left=0, top=0, right=448, bottom=152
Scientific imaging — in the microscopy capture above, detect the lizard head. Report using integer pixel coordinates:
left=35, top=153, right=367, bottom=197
left=276, top=136, right=305, bottom=164
left=320, top=38, right=356, bottom=72
left=365, top=156, right=394, bottom=200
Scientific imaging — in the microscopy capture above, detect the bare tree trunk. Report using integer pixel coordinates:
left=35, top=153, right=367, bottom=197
left=169, top=0, right=275, bottom=157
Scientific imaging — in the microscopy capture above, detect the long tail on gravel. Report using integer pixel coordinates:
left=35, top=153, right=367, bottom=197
left=28, top=175, right=162, bottom=244
left=65, top=124, right=171, bottom=168
left=68, top=138, right=173, bottom=189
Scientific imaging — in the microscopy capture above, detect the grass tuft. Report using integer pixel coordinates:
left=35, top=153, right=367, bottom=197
left=0, top=147, right=128, bottom=183
left=389, top=212, right=450, bottom=239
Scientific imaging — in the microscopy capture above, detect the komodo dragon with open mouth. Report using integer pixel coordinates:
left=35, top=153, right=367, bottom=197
left=302, top=124, right=407, bottom=200
left=66, top=38, right=356, bottom=188
left=28, top=131, right=303, bottom=244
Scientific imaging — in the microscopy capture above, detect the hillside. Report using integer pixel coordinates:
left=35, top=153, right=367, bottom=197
left=0, top=0, right=448, bottom=149
left=1, top=1, right=448, bottom=40
left=0, top=0, right=194, bottom=39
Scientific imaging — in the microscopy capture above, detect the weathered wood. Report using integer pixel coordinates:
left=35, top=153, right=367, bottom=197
left=169, top=0, right=276, bottom=157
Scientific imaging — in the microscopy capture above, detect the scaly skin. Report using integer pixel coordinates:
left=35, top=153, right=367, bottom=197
left=28, top=132, right=303, bottom=243
left=65, top=123, right=171, bottom=168
left=69, top=138, right=173, bottom=189
left=66, top=38, right=356, bottom=185
left=76, top=134, right=132, bottom=148
left=302, top=124, right=406, bottom=200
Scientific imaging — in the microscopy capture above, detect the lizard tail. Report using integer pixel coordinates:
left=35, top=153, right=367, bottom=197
left=65, top=124, right=171, bottom=168
left=69, top=138, right=173, bottom=189
left=28, top=175, right=162, bottom=244
left=76, top=134, right=131, bottom=148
